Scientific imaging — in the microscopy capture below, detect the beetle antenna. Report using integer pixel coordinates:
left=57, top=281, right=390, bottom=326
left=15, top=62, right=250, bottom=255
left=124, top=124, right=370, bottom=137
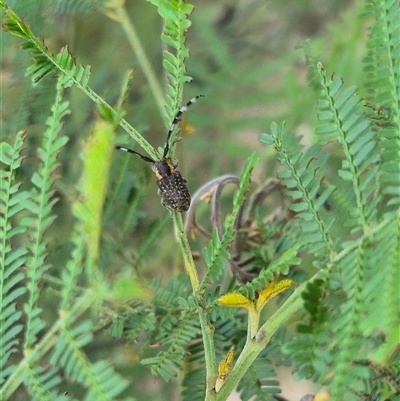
left=163, top=95, right=205, bottom=158
left=115, top=145, right=155, bottom=163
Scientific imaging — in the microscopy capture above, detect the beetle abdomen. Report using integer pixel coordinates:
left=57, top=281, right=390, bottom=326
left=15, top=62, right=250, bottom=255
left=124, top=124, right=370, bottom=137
left=157, top=171, right=191, bottom=212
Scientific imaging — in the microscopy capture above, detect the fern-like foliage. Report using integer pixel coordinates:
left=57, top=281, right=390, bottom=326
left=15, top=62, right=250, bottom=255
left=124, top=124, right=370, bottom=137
left=237, top=357, right=281, bottom=401
left=2, top=0, right=399, bottom=400
left=259, top=3, right=399, bottom=397
left=363, top=0, right=399, bottom=122
left=51, top=320, right=131, bottom=400
left=1, top=4, right=139, bottom=399
left=181, top=367, right=207, bottom=401
left=315, top=63, right=381, bottom=233
left=22, top=79, right=70, bottom=351
left=1, top=77, right=73, bottom=400
left=0, top=72, right=133, bottom=401
left=1, top=0, right=157, bottom=160
left=107, top=274, right=201, bottom=382
left=141, top=308, right=200, bottom=381
left=276, top=58, right=400, bottom=399
left=364, top=0, right=400, bottom=206
left=200, top=153, right=259, bottom=291
left=24, top=364, right=68, bottom=401
left=148, top=0, right=195, bottom=150
left=0, top=131, right=29, bottom=385
left=296, top=6, right=399, bottom=393
left=260, top=125, right=336, bottom=255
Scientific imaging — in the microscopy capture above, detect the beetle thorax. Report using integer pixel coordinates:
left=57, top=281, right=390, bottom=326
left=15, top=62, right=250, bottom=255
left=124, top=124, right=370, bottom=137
left=152, top=159, right=175, bottom=180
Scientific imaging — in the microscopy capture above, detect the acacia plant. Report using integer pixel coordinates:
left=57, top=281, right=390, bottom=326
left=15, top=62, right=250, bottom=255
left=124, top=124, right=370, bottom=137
left=1, top=0, right=399, bottom=401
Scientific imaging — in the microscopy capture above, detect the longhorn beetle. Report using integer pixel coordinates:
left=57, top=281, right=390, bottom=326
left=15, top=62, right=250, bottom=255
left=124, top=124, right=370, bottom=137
left=115, top=95, right=204, bottom=212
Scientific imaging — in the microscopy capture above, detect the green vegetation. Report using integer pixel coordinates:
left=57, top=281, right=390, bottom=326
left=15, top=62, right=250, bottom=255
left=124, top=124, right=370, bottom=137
left=1, top=0, right=399, bottom=400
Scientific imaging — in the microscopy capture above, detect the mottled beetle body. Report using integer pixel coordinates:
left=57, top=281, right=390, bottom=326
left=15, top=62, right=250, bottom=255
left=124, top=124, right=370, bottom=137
left=116, top=96, right=203, bottom=212
left=153, top=160, right=191, bottom=212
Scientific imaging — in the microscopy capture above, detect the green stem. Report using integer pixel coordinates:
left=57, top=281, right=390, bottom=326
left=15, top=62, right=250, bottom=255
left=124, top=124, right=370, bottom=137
left=213, top=285, right=304, bottom=400
left=172, top=212, right=199, bottom=289
left=247, top=308, right=260, bottom=341
left=172, top=212, right=218, bottom=398
left=198, top=311, right=218, bottom=399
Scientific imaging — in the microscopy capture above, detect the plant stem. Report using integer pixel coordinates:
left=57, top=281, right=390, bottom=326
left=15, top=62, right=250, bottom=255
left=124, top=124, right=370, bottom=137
left=172, top=212, right=219, bottom=398
left=199, top=311, right=218, bottom=399
left=213, top=285, right=304, bottom=400
left=172, top=211, right=199, bottom=289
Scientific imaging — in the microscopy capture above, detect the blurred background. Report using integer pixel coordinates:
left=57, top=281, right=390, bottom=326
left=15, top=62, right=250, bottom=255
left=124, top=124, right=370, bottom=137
left=2, top=0, right=372, bottom=399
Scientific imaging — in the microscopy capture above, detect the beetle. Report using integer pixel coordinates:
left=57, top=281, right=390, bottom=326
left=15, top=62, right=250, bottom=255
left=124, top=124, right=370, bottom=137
left=115, top=95, right=204, bottom=212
